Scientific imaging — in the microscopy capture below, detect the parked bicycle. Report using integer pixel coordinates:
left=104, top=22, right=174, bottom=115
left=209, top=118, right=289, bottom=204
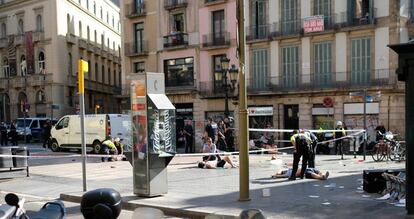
left=372, top=131, right=405, bottom=162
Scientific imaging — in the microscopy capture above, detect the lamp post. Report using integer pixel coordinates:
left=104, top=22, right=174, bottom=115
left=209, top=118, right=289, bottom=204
left=215, top=57, right=238, bottom=118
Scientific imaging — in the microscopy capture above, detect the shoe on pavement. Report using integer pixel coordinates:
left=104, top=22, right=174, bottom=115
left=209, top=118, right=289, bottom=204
left=324, top=171, right=330, bottom=180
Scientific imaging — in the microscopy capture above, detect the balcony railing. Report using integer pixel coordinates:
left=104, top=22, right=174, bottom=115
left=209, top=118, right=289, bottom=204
left=29, top=74, right=52, bottom=86
left=335, top=9, right=377, bottom=28
left=164, top=0, right=188, bottom=10
left=246, top=24, right=271, bottom=41
left=33, top=30, right=45, bottom=42
left=163, top=33, right=188, bottom=49
left=66, top=33, right=76, bottom=44
left=124, top=41, right=148, bottom=56
left=202, top=32, right=230, bottom=48
left=199, top=81, right=237, bottom=98
left=247, top=69, right=398, bottom=94
left=126, top=3, right=146, bottom=18
left=0, top=37, right=8, bottom=48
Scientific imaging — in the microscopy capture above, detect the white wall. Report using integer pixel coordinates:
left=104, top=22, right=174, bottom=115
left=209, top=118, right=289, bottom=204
left=375, top=27, right=389, bottom=72
left=335, top=32, right=347, bottom=81
left=269, top=0, right=279, bottom=23
left=301, top=37, right=311, bottom=83
left=374, top=0, right=389, bottom=17
left=301, top=0, right=311, bottom=18
left=334, top=0, right=347, bottom=14
left=270, top=41, right=279, bottom=78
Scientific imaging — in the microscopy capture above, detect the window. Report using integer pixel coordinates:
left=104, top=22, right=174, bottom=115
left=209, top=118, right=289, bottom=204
left=93, top=1, right=96, bottom=14
left=251, top=49, right=268, bottom=90
left=18, top=19, right=24, bottom=34
left=348, top=0, right=373, bottom=24
left=1, top=23, right=6, bottom=38
left=94, top=30, right=97, bottom=42
left=95, top=63, right=98, bottom=81
left=314, top=0, right=332, bottom=27
left=36, top=15, right=43, bottom=31
left=281, top=0, right=299, bottom=34
left=112, top=16, right=114, bottom=27
left=87, top=26, right=90, bottom=41
left=68, top=89, right=73, bottom=107
left=314, top=42, right=332, bottom=86
left=36, top=90, right=45, bottom=103
left=213, top=54, right=226, bottom=91
left=113, top=42, right=115, bottom=50
left=134, top=22, right=144, bottom=53
left=2, top=58, right=9, bottom=78
left=134, top=62, right=145, bottom=73
left=212, top=10, right=225, bottom=42
left=106, top=12, right=109, bottom=23
left=118, top=71, right=121, bottom=86
left=38, top=52, right=45, bottom=74
left=20, top=55, right=26, bottom=76
left=164, top=57, right=194, bottom=87
left=107, top=38, right=109, bottom=48
left=87, top=60, right=91, bottom=79
left=100, top=7, right=103, bottom=19
left=172, top=13, right=184, bottom=32
left=282, top=46, right=299, bottom=88
left=68, top=53, right=72, bottom=75
left=113, top=69, right=117, bottom=85
left=251, top=0, right=267, bottom=38
left=108, top=68, right=111, bottom=84
left=78, top=21, right=82, bottom=38
left=101, top=65, right=105, bottom=83
left=351, top=37, right=371, bottom=85
left=86, top=0, right=89, bottom=9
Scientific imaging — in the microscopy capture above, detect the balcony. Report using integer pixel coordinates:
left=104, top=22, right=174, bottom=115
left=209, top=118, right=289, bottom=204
left=165, top=79, right=196, bottom=93
left=124, top=41, right=148, bottom=57
left=78, top=39, right=87, bottom=49
left=87, top=42, right=94, bottom=52
left=335, top=9, right=377, bottom=29
left=29, top=74, right=52, bottom=87
left=163, top=33, right=188, bottom=49
left=15, top=34, right=24, bottom=45
left=33, top=30, right=45, bottom=42
left=93, top=45, right=102, bottom=55
left=0, top=78, right=10, bottom=90
left=246, top=24, right=271, bottom=42
left=202, top=32, right=230, bottom=49
left=66, top=33, right=76, bottom=44
left=0, top=37, right=8, bottom=48
left=280, top=20, right=302, bottom=36
left=204, top=0, right=227, bottom=6
left=164, top=0, right=188, bottom=10
left=247, top=69, right=398, bottom=94
left=199, top=81, right=237, bottom=98
left=126, top=3, right=146, bottom=18
left=12, top=77, right=26, bottom=88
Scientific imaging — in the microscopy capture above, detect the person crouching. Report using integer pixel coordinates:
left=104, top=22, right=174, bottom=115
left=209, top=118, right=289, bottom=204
left=101, top=137, right=117, bottom=162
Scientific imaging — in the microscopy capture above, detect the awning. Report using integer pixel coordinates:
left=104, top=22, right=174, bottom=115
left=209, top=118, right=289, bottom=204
left=148, top=94, right=176, bottom=110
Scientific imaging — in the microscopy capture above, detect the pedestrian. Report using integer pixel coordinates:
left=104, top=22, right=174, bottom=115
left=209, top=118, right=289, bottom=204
left=289, top=129, right=312, bottom=180
left=305, top=130, right=318, bottom=168
left=184, top=120, right=193, bottom=153
left=216, top=120, right=227, bottom=151
left=42, top=119, right=52, bottom=148
left=204, top=117, right=215, bottom=144
left=9, top=121, right=17, bottom=146
left=101, top=137, right=117, bottom=162
left=334, top=121, right=346, bottom=156
left=113, top=137, right=123, bottom=161
left=177, top=128, right=186, bottom=149
left=0, top=122, right=7, bottom=146
left=223, top=117, right=235, bottom=152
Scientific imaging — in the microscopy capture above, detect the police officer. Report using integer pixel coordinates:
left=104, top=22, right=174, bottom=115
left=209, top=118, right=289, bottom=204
left=289, top=129, right=312, bottom=180
left=305, top=130, right=318, bottom=168
left=0, top=122, right=7, bottom=146
left=334, top=121, right=346, bottom=158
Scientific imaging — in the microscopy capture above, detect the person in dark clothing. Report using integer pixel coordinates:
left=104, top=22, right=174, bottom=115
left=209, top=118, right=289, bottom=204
left=375, top=124, right=386, bottom=141
left=334, top=121, right=346, bottom=156
left=184, top=120, right=193, bottom=153
left=305, top=130, right=318, bottom=168
left=9, top=121, right=17, bottom=146
left=42, top=119, right=52, bottom=148
left=204, top=117, right=215, bottom=143
left=0, top=122, right=7, bottom=146
left=289, top=130, right=312, bottom=180
left=224, top=117, right=235, bottom=152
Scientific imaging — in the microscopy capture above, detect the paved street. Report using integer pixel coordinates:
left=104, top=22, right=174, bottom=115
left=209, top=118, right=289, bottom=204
left=0, top=144, right=406, bottom=218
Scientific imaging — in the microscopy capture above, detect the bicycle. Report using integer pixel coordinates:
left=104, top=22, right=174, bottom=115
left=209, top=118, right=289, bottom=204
left=389, top=140, right=406, bottom=162
left=371, top=139, right=390, bottom=162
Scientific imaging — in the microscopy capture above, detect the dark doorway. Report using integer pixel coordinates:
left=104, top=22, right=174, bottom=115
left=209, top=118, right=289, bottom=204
left=175, top=103, right=194, bottom=152
left=283, top=104, right=299, bottom=146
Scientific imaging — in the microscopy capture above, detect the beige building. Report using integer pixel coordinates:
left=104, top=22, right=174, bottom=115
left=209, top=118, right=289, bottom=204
left=121, top=0, right=408, bottom=151
left=0, top=0, right=122, bottom=121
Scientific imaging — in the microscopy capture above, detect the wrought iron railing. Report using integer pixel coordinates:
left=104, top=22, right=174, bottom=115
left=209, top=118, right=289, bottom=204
left=164, top=0, right=188, bottom=10
left=124, top=41, right=148, bottom=56
left=126, top=2, right=146, bottom=17
left=202, top=32, right=230, bottom=48
left=163, top=33, right=188, bottom=48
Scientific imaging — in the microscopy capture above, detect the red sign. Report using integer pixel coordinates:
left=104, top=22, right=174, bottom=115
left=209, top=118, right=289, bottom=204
left=303, top=16, right=324, bottom=33
left=323, top=97, right=334, bottom=107
left=132, top=103, right=145, bottom=111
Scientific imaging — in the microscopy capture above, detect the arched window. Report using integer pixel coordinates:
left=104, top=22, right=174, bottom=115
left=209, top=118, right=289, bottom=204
left=112, top=42, right=115, bottom=50
left=87, top=60, right=91, bottom=79
left=78, top=21, right=82, bottom=38
left=67, top=14, right=71, bottom=33
left=17, top=92, right=27, bottom=118
left=18, top=19, right=24, bottom=34
left=86, top=0, right=89, bottom=9
left=36, top=90, right=46, bottom=103
left=93, top=1, right=96, bottom=14
left=112, top=16, right=114, bottom=27
left=95, top=62, right=98, bottom=81
left=1, top=23, right=6, bottom=38
left=36, top=15, right=43, bottom=31
left=107, top=38, right=109, bottom=48
left=38, top=52, right=45, bottom=74
left=100, top=7, right=103, bottom=19
left=113, top=69, right=116, bottom=86
left=20, top=55, right=26, bottom=76
left=87, top=26, right=90, bottom=41
left=108, top=67, right=111, bottom=85
left=106, top=12, right=109, bottom=23
left=68, top=53, right=72, bottom=75
left=2, top=58, right=9, bottom=78
left=101, top=34, right=104, bottom=46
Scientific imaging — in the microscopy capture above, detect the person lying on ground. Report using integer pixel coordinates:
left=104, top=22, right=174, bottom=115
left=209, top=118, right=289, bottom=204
left=197, top=156, right=237, bottom=169
left=199, top=137, right=237, bottom=168
left=272, top=167, right=329, bottom=180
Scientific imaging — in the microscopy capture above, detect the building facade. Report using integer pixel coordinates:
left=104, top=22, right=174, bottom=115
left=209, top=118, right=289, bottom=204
left=0, top=0, right=122, bottom=121
left=121, top=0, right=408, bottom=151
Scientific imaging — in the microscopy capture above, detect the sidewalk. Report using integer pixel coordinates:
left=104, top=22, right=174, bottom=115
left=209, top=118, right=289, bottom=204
left=0, top=154, right=406, bottom=219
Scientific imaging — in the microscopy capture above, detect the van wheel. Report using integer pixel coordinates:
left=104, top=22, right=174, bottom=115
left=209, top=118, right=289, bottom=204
left=93, top=141, right=101, bottom=154
left=51, top=140, right=60, bottom=152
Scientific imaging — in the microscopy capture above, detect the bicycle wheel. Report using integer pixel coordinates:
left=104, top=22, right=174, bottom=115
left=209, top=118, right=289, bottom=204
left=372, top=146, right=384, bottom=162
left=390, top=142, right=404, bottom=162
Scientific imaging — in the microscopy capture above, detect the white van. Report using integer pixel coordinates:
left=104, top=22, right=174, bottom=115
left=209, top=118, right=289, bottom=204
left=50, top=114, right=131, bottom=153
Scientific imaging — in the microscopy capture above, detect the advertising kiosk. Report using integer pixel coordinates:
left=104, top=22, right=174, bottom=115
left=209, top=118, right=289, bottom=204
left=130, top=73, right=176, bottom=197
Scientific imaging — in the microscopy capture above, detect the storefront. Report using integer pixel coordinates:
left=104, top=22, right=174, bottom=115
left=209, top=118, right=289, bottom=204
left=343, top=102, right=379, bottom=142
left=248, top=106, right=273, bottom=140
left=312, top=105, right=334, bottom=129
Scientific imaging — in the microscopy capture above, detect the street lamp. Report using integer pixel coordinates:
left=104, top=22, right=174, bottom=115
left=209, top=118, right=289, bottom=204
left=215, top=57, right=238, bottom=118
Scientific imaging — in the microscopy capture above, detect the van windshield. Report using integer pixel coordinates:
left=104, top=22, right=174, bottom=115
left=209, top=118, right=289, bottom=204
left=16, top=119, right=32, bottom=128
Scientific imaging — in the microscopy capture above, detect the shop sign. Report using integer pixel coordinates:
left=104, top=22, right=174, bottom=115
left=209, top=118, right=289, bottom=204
left=248, top=106, right=273, bottom=116
left=303, top=15, right=324, bottom=33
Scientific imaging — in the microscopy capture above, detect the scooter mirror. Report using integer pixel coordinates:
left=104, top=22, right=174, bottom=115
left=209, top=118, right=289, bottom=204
left=5, top=193, right=19, bottom=207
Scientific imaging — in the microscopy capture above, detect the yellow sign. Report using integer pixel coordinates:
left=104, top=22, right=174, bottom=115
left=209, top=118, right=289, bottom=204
left=78, top=60, right=88, bottom=94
